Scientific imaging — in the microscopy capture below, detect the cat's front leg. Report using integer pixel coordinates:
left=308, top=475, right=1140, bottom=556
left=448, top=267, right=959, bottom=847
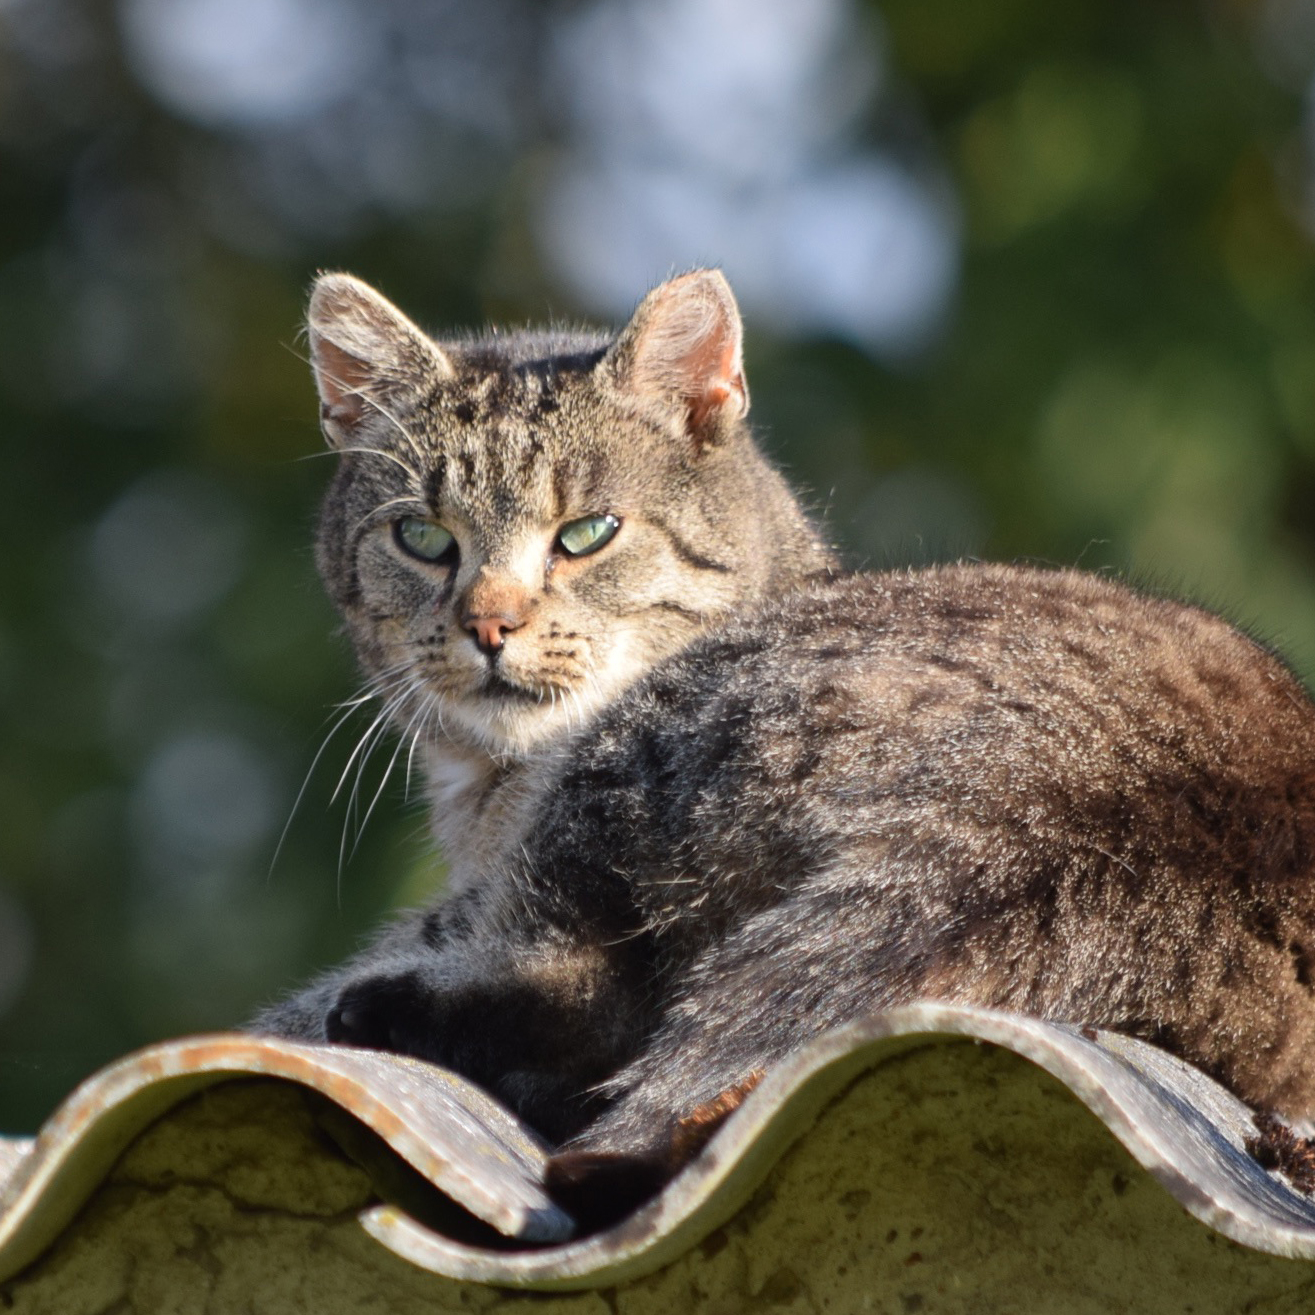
left=322, top=939, right=461, bottom=1058
left=347, top=940, right=652, bottom=1139
left=249, top=904, right=447, bottom=1048
left=316, top=918, right=561, bottom=1076
left=258, top=910, right=656, bottom=1141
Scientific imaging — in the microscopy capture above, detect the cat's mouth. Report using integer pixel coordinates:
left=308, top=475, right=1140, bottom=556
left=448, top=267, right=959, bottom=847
left=478, top=671, right=543, bottom=704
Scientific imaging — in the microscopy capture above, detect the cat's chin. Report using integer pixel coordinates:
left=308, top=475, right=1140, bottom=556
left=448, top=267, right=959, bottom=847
left=441, top=683, right=592, bottom=757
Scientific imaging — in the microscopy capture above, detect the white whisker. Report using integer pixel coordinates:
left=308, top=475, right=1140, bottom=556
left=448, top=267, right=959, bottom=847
left=305, top=357, right=429, bottom=471
left=268, top=699, right=366, bottom=880
left=332, top=677, right=425, bottom=881
left=268, top=662, right=418, bottom=879
left=331, top=683, right=414, bottom=805
left=350, top=495, right=432, bottom=538
left=297, top=443, right=423, bottom=488
left=404, top=694, right=437, bottom=800
left=350, top=689, right=433, bottom=861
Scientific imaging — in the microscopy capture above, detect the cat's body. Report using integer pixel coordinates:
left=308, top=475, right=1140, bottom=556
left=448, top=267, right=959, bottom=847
left=256, top=269, right=1315, bottom=1200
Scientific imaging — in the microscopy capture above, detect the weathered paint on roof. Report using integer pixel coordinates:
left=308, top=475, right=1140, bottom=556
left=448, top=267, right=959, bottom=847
left=3, top=1004, right=1315, bottom=1308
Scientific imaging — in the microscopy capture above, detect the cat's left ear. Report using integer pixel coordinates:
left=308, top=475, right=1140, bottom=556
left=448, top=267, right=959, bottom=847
left=307, top=272, right=454, bottom=448
left=602, top=269, right=749, bottom=450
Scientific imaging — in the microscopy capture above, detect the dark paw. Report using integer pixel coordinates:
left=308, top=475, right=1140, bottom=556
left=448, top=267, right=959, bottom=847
left=325, top=971, right=440, bottom=1058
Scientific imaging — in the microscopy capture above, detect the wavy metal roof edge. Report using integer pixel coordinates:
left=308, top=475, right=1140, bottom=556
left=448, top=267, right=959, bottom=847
left=2, top=1004, right=1315, bottom=1289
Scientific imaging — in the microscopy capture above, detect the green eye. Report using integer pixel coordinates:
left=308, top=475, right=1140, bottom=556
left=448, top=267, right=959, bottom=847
left=557, top=513, right=621, bottom=558
left=395, top=517, right=456, bottom=563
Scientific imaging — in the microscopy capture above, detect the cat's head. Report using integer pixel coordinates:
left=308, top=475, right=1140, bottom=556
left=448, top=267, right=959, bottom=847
left=307, top=269, right=831, bottom=756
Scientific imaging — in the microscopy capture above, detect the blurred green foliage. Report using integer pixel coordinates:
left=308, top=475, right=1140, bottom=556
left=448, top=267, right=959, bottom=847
left=3, top=0, right=1315, bottom=1130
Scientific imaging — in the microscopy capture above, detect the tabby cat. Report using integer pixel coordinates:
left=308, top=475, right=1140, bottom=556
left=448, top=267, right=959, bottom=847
left=254, top=268, right=1315, bottom=1214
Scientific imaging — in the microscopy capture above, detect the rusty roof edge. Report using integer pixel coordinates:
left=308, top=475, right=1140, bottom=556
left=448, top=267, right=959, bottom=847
left=359, top=1005, right=1315, bottom=1290
left=0, top=1034, right=572, bottom=1283
left=2, top=1006, right=1315, bottom=1289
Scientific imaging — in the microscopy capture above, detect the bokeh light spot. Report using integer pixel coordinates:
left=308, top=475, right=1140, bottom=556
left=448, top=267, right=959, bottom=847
left=91, top=471, right=247, bottom=628
left=118, top=0, right=376, bottom=127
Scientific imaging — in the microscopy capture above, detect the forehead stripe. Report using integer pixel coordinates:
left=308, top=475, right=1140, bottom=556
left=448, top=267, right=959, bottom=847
left=424, top=455, right=447, bottom=506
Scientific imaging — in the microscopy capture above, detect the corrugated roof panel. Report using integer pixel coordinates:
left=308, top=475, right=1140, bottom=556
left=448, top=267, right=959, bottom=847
left=2, top=1004, right=1315, bottom=1289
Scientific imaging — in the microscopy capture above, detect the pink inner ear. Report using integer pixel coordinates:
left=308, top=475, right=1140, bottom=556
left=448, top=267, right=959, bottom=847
left=682, top=330, right=745, bottom=431
left=312, top=334, right=373, bottom=428
left=628, top=276, right=747, bottom=438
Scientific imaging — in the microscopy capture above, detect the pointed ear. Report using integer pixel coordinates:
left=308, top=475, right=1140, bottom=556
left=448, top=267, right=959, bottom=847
left=603, top=270, right=749, bottom=448
left=306, top=272, right=453, bottom=448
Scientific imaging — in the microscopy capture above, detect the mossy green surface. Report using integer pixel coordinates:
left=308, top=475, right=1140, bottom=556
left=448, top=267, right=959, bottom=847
left=6, top=1045, right=1315, bottom=1314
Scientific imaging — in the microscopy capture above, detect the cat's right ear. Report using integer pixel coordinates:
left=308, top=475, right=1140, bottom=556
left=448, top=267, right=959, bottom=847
left=602, top=269, right=749, bottom=452
left=306, top=273, right=453, bottom=448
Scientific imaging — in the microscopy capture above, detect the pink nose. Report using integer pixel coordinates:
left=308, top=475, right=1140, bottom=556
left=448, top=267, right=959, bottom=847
left=464, top=614, right=522, bottom=655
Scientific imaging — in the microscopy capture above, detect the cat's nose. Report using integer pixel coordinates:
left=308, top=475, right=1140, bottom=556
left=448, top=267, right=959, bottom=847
left=463, top=613, right=523, bottom=656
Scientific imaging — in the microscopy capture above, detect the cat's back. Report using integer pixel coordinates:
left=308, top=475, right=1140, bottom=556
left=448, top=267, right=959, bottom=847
left=548, top=564, right=1315, bottom=1125
left=570, top=562, right=1315, bottom=906
left=634, top=561, right=1315, bottom=767
left=773, top=561, right=1313, bottom=767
